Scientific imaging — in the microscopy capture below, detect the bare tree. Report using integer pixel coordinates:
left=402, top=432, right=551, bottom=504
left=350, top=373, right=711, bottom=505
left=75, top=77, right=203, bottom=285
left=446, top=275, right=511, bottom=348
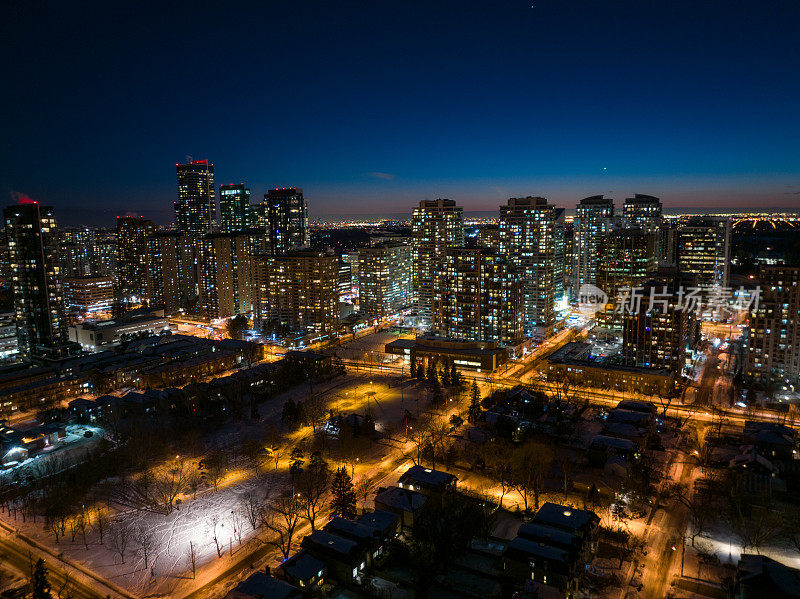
left=483, top=441, right=514, bottom=510
left=135, top=526, right=156, bottom=569
left=208, top=515, right=224, bottom=558
left=240, top=492, right=265, bottom=531
left=188, top=541, right=197, bottom=579
left=261, top=492, right=304, bottom=560
left=510, top=440, right=554, bottom=512
left=297, top=457, right=330, bottom=531
left=204, top=450, right=229, bottom=492
left=354, top=476, right=375, bottom=513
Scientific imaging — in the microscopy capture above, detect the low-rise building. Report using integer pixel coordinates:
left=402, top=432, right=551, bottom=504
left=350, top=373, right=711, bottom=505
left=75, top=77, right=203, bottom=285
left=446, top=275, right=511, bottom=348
left=69, top=312, right=171, bottom=351
left=397, top=464, right=457, bottom=496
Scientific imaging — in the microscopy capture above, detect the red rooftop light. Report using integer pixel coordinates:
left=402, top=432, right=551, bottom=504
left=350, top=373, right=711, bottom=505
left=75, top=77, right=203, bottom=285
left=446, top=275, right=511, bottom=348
left=18, top=197, right=38, bottom=205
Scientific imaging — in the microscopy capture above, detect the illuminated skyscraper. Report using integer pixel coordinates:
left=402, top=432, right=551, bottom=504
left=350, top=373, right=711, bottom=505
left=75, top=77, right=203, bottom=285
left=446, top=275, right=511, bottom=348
left=196, top=233, right=254, bottom=319
left=358, top=243, right=413, bottom=318
left=574, top=195, right=614, bottom=292
left=744, top=266, right=800, bottom=389
left=116, top=216, right=156, bottom=307
left=622, top=194, right=662, bottom=232
left=411, top=199, right=464, bottom=323
left=433, top=247, right=523, bottom=346
left=175, top=160, right=215, bottom=236
left=597, top=228, right=658, bottom=331
left=219, top=183, right=251, bottom=233
left=266, top=188, right=309, bottom=255
left=676, top=216, right=731, bottom=290
left=253, top=250, right=339, bottom=338
left=147, top=231, right=194, bottom=315
left=499, top=196, right=557, bottom=339
left=3, top=200, right=70, bottom=358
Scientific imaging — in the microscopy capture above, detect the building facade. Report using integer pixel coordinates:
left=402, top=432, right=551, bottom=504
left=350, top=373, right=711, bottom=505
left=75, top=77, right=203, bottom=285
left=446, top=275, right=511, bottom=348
left=411, top=199, right=464, bottom=323
left=266, top=188, right=309, bottom=255
left=744, top=266, right=800, bottom=389
left=64, top=276, right=114, bottom=321
left=196, top=233, right=253, bottom=320
left=219, top=183, right=251, bottom=233
left=433, top=247, right=523, bottom=346
left=147, top=231, right=195, bottom=315
left=574, top=195, right=615, bottom=293
left=499, top=196, right=557, bottom=339
left=115, top=216, right=156, bottom=308
left=254, top=251, right=339, bottom=339
left=357, top=243, right=413, bottom=318
left=4, top=201, right=70, bottom=359
left=676, top=216, right=731, bottom=290
left=176, top=159, right=215, bottom=236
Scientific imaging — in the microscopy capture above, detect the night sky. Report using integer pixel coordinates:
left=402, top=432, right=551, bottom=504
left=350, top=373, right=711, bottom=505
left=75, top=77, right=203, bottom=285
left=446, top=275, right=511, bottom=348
left=2, top=0, right=799, bottom=225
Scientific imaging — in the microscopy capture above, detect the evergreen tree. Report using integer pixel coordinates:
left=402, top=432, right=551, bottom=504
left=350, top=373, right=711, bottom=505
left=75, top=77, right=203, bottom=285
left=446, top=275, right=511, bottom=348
left=450, top=362, right=460, bottom=387
left=416, top=362, right=425, bottom=381
left=410, top=359, right=417, bottom=379
left=32, top=559, right=52, bottom=599
left=426, top=360, right=438, bottom=384
left=441, top=364, right=451, bottom=387
left=330, top=466, right=357, bottom=518
left=289, top=447, right=305, bottom=476
left=467, top=381, right=482, bottom=424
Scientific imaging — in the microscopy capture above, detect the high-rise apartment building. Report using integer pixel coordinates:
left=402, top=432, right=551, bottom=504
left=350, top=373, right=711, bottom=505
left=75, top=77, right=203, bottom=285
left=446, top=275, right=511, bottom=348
left=411, top=199, right=464, bottom=322
left=433, top=247, right=523, bottom=346
left=196, top=233, right=253, bottom=320
left=116, top=216, right=156, bottom=307
left=622, top=283, right=696, bottom=374
left=60, top=227, right=96, bottom=277
left=358, top=243, right=413, bottom=318
left=744, top=266, right=800, bottom=389
left=253, top=251, right=339, bottom=338
left=554, top=208, right=566, bottom=309
left=147, top=231, right=194, bottom=315
left=499, top=197, right=556, bottom=338
left=597, top=229, right=658, bottom=331
left=3, top=200, right=70, bottom=359
left=93, top=237, right=117, bottom=278
left=176, top=159, right=215, bottom=236
left=676, top=216, right=731, bottom=290
left=622, top=194, right=663, bottom=232
left=266, top=188, right=309, bottom=255
left=574, top=195, right=614, bottom=292
left=219, top=183, right=251, bottom=233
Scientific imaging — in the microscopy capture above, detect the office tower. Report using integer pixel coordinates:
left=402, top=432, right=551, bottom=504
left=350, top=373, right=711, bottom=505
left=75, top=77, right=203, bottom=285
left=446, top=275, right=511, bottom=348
left=358, top=243, right=413, bottom=318
left=0, top=311, right=18, bottom=363
left=343, top=251, right=360, bottom=290
left=597, top=229, right=658, bottom=331
left=147, top=231, right=195, bottom=315
left=676, top=216, right=731, bottom=290
left=744, top=266, right=800, bottom=389
left=248, top=202, right=268, bottom=229
left=499, top=197, right=556, bottom=339
left=253, top=251, right=339, bottom=338
left=574, top=195, right=614, bottom=292
left=411, top=199, right=464, bottom=322
left=176, top=159, right=215, bottom=236
left=622, top=194, right=662, bottom=232
left=622, top=283, right=696, bottom=373
left=3, top=200, right=70, bottom=359
left=64, top=276, right=114, bottom=321
left=433, top=247, right=523, bottom=345
left=266, top=188, right=309, bottom=255
left=246, top=226, right=269, bottom=256
left=219, top=183, right=251, bottom=233
left=116, top=216, right=156, bottom=307
left=196, top=233, right=253, bottom=320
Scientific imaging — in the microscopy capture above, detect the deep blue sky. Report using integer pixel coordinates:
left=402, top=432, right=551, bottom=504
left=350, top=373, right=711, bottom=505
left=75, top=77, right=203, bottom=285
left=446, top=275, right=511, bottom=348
left=2, top=0, right=799, bottom=225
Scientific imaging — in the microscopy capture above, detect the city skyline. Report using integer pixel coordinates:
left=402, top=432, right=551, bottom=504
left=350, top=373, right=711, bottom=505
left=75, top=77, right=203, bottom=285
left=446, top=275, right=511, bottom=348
left=3, top=1, right=800, bottom=224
